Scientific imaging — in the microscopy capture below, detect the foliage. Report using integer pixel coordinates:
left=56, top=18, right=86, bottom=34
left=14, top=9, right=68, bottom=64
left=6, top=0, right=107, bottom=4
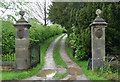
left=66, top=37, right=118, bottom=80
left=69, top=7, right=92, bottom=60
left=62, top=27, right=67, bottom=33
left=2, top=34, right=61, bottom=80
left=0, top=1, right=30, bottom=22
left=101, top=3, right=120, bottom=56
left=49, top=3, right=94, bottom=60
left=95, top=62, right=118, bottom=80
left=29, top=23, right=63, bottom=46
left=49, top=2, right=120, bottom=60
left=2, top=20, right=63, bottom=54
left=65, top=37, right=107, bottom=80
left=2, top=21, right=15, bottom=54
left=1, top=53, right=15, bottom=61
left=29, top=45, right=40, bottom=64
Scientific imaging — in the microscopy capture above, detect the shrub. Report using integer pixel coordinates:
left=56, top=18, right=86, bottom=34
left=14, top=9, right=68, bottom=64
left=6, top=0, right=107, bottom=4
left=2, top=21, right=15, bottom=54
left=69, top=25, right=91, bottom=60
left=29, top=24, right=63, bottom=45
left=95, top=62, right=118, bottom=80
left=2, top=20, right=63, bottom=54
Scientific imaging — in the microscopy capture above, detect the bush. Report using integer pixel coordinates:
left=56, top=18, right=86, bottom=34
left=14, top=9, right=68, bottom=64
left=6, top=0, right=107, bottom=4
left=69, top=25, right=91, bottom=60
left=95, top=62, right=118, bottom=80
left=29, top=24, right=63, bottom=45
left=2, top=21, right=15, bottom=54
left=2, top=20, right=63, bottom=54
left=106, top=27, right=120, bottom=56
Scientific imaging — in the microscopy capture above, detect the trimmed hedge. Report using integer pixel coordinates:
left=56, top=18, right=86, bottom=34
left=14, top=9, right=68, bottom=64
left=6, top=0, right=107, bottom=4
left=2, top=21, right=63, bottom=54
left=2, top=21, right=15, bottom=54
left=29, top=24, right=63, bottom=45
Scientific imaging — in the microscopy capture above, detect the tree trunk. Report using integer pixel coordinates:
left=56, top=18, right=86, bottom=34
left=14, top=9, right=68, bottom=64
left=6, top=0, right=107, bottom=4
left=44, top=0, right=47, bottom=26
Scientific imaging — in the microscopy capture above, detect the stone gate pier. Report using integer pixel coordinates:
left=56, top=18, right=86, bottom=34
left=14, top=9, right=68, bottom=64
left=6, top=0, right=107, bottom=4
left=13, top=11, right=31, bottom=71
left=90, top=9, right=108, bottom=71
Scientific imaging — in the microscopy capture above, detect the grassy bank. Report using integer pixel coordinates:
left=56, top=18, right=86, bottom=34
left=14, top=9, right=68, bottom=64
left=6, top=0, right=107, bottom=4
left=65, top=37, right=107, bottom=80
left=1, top=34, right=62, bottom=80
left=53, top=34, right=68, bottom=79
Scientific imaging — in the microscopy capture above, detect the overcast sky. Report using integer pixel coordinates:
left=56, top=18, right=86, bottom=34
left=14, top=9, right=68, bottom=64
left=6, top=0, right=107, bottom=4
left=1, top=0, right=119, bottom=25
left=0, top=0, right=53, bottom=25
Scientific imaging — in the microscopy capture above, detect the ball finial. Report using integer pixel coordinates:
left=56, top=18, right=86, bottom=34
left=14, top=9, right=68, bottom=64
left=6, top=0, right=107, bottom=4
left=96, top=9, right=102, bottom=17
left=19, top=11, right=25, bottom=19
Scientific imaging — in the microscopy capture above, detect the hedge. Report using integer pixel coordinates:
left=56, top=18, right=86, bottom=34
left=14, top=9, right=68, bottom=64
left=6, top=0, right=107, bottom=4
left=2, top=21, right=63, bottom=54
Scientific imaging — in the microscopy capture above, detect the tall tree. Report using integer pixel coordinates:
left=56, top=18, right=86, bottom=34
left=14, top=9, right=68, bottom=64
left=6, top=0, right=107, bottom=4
left=27, top=0, right=52, bottom=26
left=48, top=2, right=120, bottom=60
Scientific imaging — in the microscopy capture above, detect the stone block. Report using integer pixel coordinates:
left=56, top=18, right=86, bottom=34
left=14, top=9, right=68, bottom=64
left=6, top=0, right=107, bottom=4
left=15, top=58, right=28, bottom=69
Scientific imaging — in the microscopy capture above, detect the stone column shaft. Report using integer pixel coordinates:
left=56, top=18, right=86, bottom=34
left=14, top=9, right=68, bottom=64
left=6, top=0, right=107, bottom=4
left=90, top=9, right=107, bottom=71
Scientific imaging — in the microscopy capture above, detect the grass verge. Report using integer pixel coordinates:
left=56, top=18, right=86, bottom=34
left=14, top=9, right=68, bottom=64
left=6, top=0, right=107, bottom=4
left=65, top=37, right=107, bottom=80
left=53, top=34, right=68, bottom=79
left=54, top=72, right=68, bottom=80
left=1, top=34, right=62, bottom=80
left=53, top=34, right=67, bottom=68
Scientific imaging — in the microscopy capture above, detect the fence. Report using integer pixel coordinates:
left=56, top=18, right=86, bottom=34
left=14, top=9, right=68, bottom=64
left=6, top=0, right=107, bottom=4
left=29, top=45, right=40, bottom=68
left=0, top=53, right=15, bottom=70
left=0, top=45, right=40, bottom=70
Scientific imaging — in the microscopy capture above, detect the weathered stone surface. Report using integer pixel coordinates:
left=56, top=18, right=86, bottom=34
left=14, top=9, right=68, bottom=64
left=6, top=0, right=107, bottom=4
left=42, top=34, right=64, bottom=70
left=37, top=69, right=56, bottom=77
left=56, top=65, right=67, bottom=74
left=95, top=28, right=103, bottom=38
left=17, top=28, right=24, bottom=39
left=68, top=67, right=83, bottom=75
left=90, top=9, right=107, bottom=70
left=13, top=11, right=31, bottom=71
left=16, top=48, right=28, bottom=57
left=59, top=35, right=87, bottom=80
left=15, top=58, right=27, bottom=69
left=25, top=35, right=64, bottom=80
left=91, top=25, right=106, bottom=70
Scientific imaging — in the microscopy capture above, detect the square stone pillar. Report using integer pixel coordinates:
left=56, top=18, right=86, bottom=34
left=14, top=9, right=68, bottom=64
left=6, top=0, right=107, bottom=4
left=90, top=9, right=107, bottom=71
left=13, top=11, right=31, bottom=71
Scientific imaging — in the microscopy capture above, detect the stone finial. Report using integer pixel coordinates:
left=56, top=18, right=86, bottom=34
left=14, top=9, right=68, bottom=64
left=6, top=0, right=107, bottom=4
left=96, top=9, right=102, bottom=17
left=19, top=11, right=25, bottom=19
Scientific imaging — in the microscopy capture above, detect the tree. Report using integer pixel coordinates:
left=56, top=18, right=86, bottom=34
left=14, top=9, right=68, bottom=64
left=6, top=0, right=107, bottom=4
left=48, top=2, right=120, bottom=60
left=27, top=0, right=52, bottom=26
left=0, top=1, right=30, bottom=22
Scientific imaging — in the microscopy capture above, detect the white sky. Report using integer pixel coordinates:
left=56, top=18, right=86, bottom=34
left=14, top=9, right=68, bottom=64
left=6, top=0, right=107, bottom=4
left=1, top=0, right=118, bottom=25
left=0, top=0, right=53, bottom=25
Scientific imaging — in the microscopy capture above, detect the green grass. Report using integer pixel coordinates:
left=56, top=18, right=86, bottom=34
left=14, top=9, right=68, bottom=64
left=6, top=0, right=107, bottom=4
left=54, top=73, right=68, bottom=80
left=65, top=37, right=107, bottom=80
left=53, top=34, right=67, bottom=69
left=53, top=34, right=68, bottom=79
left=1, top=34, right=62, bottom=80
